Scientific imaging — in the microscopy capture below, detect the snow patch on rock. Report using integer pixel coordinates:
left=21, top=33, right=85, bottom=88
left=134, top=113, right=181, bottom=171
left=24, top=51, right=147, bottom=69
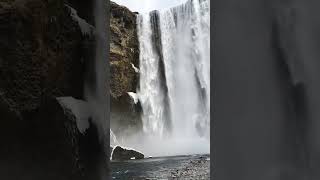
left=65, top=4, right=95, bottom=36
left=131, top=63, right=140, bottom=73
left=127, top=92, right=139, bottom=104
left=56, top=97, right=91, bottom=133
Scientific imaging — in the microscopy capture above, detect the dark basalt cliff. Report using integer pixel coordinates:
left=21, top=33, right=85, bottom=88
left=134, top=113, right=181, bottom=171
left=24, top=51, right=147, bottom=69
left=0, top=0, right=140, bottom=178
left=110, top=2, right=141, bottom=137
left=0, top=0, right=106, bottom=179
left=0, top=0, right=85, bottom=114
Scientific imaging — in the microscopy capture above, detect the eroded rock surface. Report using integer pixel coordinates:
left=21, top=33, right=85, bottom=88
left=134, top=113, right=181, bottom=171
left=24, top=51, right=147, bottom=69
left=110, top=1, right=139, bottom=98
left=110, top=2, right=141, bottom=137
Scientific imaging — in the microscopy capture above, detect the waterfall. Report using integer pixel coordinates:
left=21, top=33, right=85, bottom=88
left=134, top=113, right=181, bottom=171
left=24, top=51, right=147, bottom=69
left=137, top=12, right=171, bottom=137
left=63, top=1, right=108, bottom=145
left=83, top=0, right=108, bottom=142
left=136, top=0, right=210, bottom=156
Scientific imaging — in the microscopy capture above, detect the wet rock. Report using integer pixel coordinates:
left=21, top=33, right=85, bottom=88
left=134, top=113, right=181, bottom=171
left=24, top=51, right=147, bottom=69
left=111, top=145, right=144, bottom=160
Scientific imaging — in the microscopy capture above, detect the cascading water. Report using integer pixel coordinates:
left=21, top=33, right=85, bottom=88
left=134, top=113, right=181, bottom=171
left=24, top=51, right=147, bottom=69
left=62, top=0, right=109, bottom=149
left=135, top=0, right=210, bottom=156
left=61, top=1, right=109, bottom=179
left=136, top=13, right=170, bottom=137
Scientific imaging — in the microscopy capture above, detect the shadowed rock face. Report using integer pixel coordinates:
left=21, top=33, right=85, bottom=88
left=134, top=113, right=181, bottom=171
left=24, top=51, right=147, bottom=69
left=0, top=97, right=80, bottom=180
left=66, top=0, right=94, bottom=24
left=110, top=2, right=141, bottom=137
left=0, top=0, right=85, bottom=112
left=0, top=0, right=107, bottom=179
left=0, top=96, right=107, bottom=180
left=213, top=0, right=320, bottom=179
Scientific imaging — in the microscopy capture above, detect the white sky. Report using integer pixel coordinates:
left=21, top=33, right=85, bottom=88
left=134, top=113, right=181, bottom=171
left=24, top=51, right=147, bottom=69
left=112, top=0, right=187, bottom=13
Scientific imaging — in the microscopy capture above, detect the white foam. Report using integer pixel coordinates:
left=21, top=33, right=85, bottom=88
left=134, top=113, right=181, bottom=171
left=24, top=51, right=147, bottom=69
left=118, top=133, right=210, bottom=157
left=131, top=63, right=140, bottom=73
left=127, top=92, right=139, bottom=104
left=110, top=129, right=119, bottom=146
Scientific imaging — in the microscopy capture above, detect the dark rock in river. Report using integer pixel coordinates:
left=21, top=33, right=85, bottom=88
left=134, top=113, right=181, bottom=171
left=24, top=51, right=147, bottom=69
left=111, top=145, right=144, bottom=161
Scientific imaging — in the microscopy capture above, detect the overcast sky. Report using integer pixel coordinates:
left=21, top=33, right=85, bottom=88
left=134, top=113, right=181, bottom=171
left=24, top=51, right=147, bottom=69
left=112, top=0, right=187, bottom=13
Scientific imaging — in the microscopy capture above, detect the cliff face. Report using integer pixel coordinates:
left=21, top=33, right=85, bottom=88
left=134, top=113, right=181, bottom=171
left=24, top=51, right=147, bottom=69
left=110, top=1, right=139, bottom=98
left=0, top=0, right=85, bottom=114
left=110, top=2, right=141, bottom=137
left=0, top=0, right=106, bottom=179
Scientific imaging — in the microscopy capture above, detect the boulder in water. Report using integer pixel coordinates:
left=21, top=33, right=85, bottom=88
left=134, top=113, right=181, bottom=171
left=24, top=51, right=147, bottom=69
left=111, top=146, right=144, bottom=160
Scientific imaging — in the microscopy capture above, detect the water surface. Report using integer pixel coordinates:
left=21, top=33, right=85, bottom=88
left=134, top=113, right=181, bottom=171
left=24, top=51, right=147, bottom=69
left=111, top=154, right=210, bottom=179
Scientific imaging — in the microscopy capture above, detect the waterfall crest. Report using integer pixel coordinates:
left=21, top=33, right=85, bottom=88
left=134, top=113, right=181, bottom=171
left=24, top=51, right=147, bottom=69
left=136, top=0, right=210, bottom=156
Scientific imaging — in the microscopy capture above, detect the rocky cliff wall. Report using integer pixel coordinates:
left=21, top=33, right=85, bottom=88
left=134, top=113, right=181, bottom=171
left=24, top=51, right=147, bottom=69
left=110, top=1, right=139, bottom=98
left=0, top=0, right=107, bottom=179
left=110, top=2, right=141, bottom=137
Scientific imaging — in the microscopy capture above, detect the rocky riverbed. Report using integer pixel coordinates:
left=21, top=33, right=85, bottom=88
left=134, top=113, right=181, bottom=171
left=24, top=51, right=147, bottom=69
left=111, top=154, right=210, bottom=179
left=170, top=156, right=210, bottom=179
